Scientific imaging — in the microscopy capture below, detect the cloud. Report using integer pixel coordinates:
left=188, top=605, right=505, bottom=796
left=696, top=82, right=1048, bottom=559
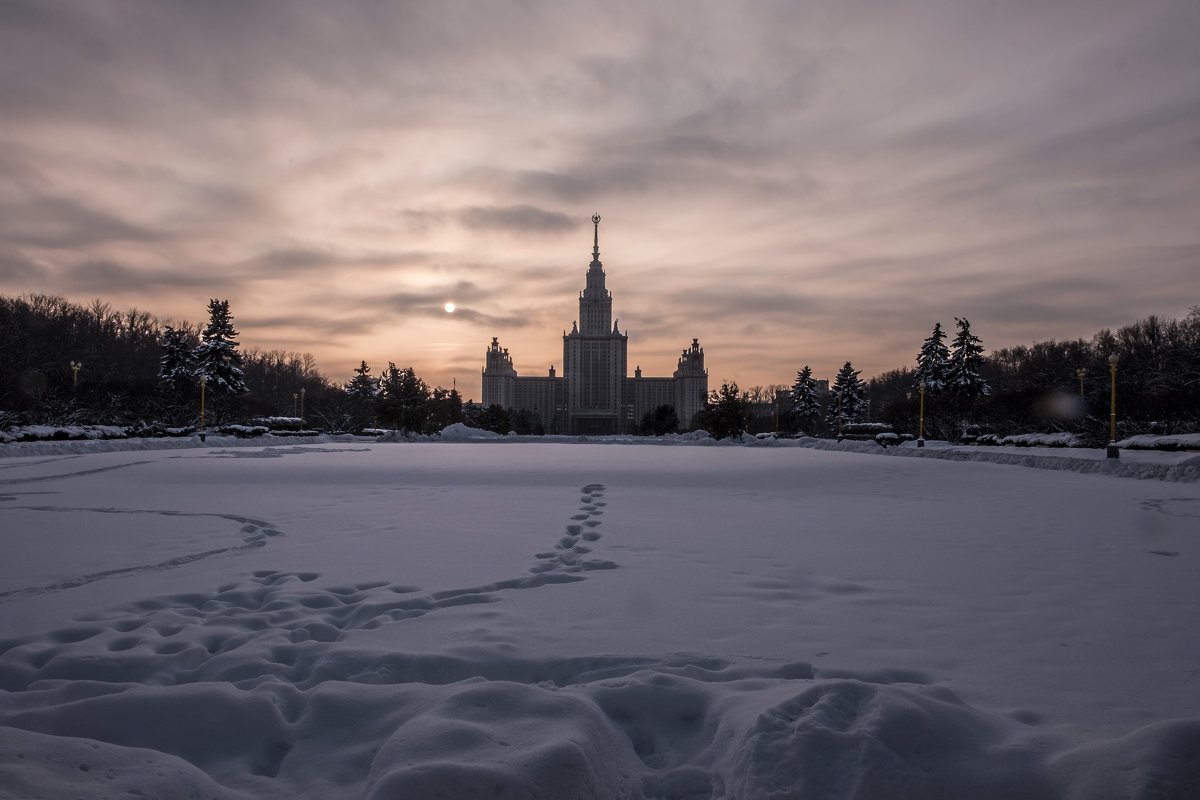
left=0, top=196, right=160, bottom=249
left=235, top=248, right=434, bottom=278
left=1, top=0, right=1198, bottom=393
left=60, top=259, right=216, bottom=293
left=0, top=249, right=45, bottom=283
left=456, top=205, right=579, bottom=234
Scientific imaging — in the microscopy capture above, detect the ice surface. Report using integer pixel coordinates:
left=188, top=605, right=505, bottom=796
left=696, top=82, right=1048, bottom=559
left=1, top=438, right=1198, bottom=798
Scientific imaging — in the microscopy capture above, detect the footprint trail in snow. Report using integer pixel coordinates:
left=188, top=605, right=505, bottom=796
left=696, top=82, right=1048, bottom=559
left=0, top=483, right=622, bottom=691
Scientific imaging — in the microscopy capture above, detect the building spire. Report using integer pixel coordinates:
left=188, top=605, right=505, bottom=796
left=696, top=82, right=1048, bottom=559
left=591, top=213, right=601, bottom=264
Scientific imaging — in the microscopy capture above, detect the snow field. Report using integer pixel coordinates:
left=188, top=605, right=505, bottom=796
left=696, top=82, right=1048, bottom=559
left=0, top=441, right=1198, bottom=798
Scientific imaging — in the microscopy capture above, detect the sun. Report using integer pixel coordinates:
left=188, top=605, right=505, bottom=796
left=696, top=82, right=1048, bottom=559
left=444, top=302, right=456, bottom=313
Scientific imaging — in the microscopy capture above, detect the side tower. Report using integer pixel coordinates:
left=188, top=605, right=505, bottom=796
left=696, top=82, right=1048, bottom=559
left=673, top=338, right=708, bottom=429
left=481, top=337, right=517, bottom=409
left=563, top=214, right=628, bottom=434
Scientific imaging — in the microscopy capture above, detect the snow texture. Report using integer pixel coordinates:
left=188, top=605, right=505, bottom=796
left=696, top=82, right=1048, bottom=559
left=1, top=436, right=1198, bottom=798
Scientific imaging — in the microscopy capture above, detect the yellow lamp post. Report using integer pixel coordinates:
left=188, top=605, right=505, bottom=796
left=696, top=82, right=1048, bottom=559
left=69, top=360, right=82, bottom=390
left=917, top=380, right=926, bottom=447
left=199, top=375, right=208, bottom=442
left=1106, top=354, right=1119, bottom=459
left=1076, top=368, right=1087, bottom=400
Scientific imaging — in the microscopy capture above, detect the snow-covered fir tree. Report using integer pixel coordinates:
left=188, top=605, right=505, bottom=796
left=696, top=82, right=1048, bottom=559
left=913, top=322, right=951, bottom=393
left=194, top=299, right=248, bottom=395
left=790, top=365, right=822, bottom=431
left=825, top=361, right=867, bottom=429
left=157, top=325, right=197, bottom=395
left=947, top=317, right=990, bottom=398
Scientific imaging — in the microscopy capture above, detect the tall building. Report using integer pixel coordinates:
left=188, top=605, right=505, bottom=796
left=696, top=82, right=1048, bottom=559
left=482, top=215, right=708, bottom=434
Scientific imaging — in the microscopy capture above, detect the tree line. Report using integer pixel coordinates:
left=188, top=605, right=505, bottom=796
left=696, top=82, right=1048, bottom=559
left=770, top=310, right=1200, bottom=444
left=3, top=292, right=1196, bottom=442
left=0, top=294, right=463, bottom=435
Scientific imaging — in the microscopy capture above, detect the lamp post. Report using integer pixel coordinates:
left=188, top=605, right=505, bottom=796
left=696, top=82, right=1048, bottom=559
left=1076, top=368, right=1087, bottom=400
left=199, top=375, right=208, bottom=442
left=69, top=360, right=82, bottom=390
left=917, top=380, right=926, bottom=447
left=1106, top=354, right=1119, bottom=459
left=835, top=391, right=843, bottom=441
left=300, top=387, right=306, bottom=425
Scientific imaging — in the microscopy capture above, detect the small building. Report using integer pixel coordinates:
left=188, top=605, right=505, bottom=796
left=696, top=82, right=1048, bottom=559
left=482, top=215, right=708, bottom=434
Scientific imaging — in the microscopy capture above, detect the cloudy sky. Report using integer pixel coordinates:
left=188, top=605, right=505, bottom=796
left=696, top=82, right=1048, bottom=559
left=2, top=0, right=1198, bottom=396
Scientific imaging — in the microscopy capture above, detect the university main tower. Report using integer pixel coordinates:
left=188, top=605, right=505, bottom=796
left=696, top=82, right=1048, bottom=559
left=482, top=215, right=707, bottom=434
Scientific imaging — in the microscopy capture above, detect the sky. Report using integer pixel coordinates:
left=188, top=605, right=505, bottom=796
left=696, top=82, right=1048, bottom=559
left=2, top=0, right=1198, bottom=398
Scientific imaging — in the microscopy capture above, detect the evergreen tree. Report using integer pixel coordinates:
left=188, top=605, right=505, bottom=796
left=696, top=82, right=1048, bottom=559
left=345, top=361, right=378, bottom=402
left=157, top=325, right=197, bottom=396
left=699, top=381, right=751, bottom=441
left=825, top=361, right=867, bottom=430
left=194, top=299, right=248, bottom=395
left=913, top=322, right=951, bottom=393
left=376, top=363, right=430, bottom=432
left=789, top=365, right=821, bottom=432
left=427, top=386, right=465, bottom=433
left=478, top=403, right=512, bottom=434
left=639, top=404, right=680, bottom=436
left=344, top=360, right=379, bottom=429
left=947, top=317, right=990, bottom=399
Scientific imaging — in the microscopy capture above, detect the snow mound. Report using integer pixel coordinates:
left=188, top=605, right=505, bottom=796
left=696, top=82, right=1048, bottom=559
left=0, top=725, right=253, bottom=800
left=4, top=634, right=1197, bottom=799
left=1118, top=433, right=1200, bottom=451
left=364, top=681, right=642, bottom=800
left=0, top=424, right=128, bottom=444
left=438, top=422, right=504, bottom=440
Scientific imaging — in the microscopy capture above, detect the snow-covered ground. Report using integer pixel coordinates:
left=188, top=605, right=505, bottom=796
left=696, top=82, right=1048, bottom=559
left=1, top=436, right=1198, bottom=798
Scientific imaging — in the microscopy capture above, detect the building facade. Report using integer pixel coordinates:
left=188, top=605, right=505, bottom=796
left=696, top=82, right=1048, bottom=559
left=482, top=215, right=708, bottom=434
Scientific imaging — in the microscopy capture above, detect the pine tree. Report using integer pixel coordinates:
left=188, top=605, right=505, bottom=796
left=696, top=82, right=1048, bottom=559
left=376, top=363, right=430, bottom=432
left=947, top=317, right=990, bottom=399
left=913, top=322, right=951, bottom=393
left=700, top=381, right=751, bottom=441
left=825, top=361, right=867, bottom=429
left=427, top=386, right=465, bottom=433
left=344, top=360, right=379, bottom=429
left=157, top=325, right=197, bottom=395
left=345, top=360, right=379, bottom=402
left=194, top=299, right=248, bottom=395
left=789, top=365, right=822, bottom=432
left=639, top=404, right=680, bottom=436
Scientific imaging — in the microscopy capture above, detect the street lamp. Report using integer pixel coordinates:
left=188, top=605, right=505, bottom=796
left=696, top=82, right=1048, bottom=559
left=1076, top=368, right=1087, bottom=400
left=69, top=360, right=82, bottom=390
left=917, top=380, right=926, bottom=447
left=300, top=387, right=306, bottom=425
left=199, top=375, right=208, bottom=442
left=1107, top=354, right=1119, bottom=459
left=836, top=391, right=843, bottom=441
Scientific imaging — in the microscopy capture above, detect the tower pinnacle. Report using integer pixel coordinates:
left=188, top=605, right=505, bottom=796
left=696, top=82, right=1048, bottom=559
left=591, top=213, right=601, bottom=262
